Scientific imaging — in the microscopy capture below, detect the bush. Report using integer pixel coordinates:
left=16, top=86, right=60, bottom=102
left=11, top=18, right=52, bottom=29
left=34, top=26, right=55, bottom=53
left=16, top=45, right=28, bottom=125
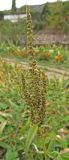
left=34, top=20, right=46, bottom=30
left=0, top=19, right=26, bottom=45
left=0, top=11, right=4, bottom=20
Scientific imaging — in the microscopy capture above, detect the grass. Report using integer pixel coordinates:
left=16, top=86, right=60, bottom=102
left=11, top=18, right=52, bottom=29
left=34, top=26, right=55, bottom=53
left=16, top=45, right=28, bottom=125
left=0, top=5, right=69, bottom=159
left=0, top=43, right=69, bottom=70
left=0, top=20, right=26, bottom=44
left=0, top=59, right=69, bottom=160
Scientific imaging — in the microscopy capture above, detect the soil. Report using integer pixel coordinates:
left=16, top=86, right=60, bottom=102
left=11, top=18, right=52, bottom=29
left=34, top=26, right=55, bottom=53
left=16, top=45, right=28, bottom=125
left=0, top=147, right=7, bottom=159
left=1, top=58, right=69, bottom=80
left=34, top=31, right=69, bottom=45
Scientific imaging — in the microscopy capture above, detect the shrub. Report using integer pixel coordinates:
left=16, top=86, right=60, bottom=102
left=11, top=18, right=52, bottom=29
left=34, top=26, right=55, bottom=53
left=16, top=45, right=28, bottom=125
left=0, top=11, right=4, bottom=20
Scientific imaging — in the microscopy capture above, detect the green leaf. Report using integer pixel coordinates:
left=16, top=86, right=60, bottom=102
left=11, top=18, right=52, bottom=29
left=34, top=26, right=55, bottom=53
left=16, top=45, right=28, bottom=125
left=0, top=142, right=10, bottom=149
left=25, top=124, right=38, bottom=153
left=56, top=154, right=62, bottom=160
left=6, top=148, right=19, bottom=160
left=0, top=120, right=7, bottom=134
left=21, top=118, right=30, bottom=134
left=60, top=138, right=67, bottom=148
left=0, top=143, right=19, bottom=160
left=0, top=102, right=7, bottom=109
left=61, top=152, right=69, bottom=160
left=48, top=132, right=56, bottom=152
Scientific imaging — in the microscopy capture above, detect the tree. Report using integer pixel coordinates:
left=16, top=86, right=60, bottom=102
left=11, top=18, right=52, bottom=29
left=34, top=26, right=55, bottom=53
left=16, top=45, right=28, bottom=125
left=42, top=1, right=64, bottom=30
left=12, top=0, right=16, bottom=12
left=41, top=3, right=50, bottom=20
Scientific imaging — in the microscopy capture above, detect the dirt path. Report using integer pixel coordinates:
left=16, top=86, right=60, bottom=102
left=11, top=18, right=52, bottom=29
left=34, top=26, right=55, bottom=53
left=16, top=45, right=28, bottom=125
left=17, top=33, right=69, bottom=45
left=1, top=57, right=69, bottom=79
left=35, top=33, right=69, bottom=45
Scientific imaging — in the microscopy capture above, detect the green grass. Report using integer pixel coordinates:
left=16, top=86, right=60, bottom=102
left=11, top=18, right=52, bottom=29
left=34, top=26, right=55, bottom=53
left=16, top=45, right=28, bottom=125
left=0, top=20, right=26, bottom=44
left=0, top=60, right=69, bottom=159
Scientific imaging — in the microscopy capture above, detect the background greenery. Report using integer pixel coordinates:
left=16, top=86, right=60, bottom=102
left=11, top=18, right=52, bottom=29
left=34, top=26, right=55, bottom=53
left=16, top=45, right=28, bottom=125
left=0, top=1, right=69, bottom=44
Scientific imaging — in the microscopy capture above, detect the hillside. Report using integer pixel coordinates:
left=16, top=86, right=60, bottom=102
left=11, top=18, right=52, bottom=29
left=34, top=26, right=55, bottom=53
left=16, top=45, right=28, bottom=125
left=17, top=4, right=45, bottom=13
